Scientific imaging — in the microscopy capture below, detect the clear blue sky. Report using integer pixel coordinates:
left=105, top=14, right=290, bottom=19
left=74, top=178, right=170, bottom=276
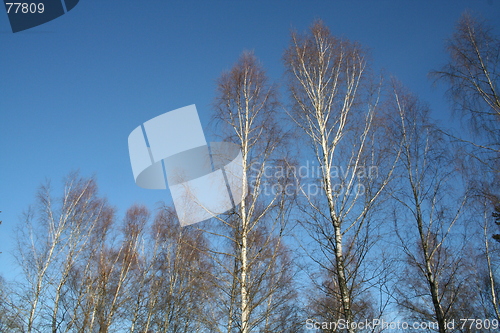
left=1, top=0, right=499, bottom=279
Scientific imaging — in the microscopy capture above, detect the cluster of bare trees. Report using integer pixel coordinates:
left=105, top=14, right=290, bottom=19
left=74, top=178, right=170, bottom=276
left=0, top=174, right=215, bottom=332
left=0, top=12, right=499, bottom=333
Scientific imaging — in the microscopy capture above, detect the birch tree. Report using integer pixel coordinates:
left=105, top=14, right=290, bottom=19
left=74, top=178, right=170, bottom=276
left=126, top=204, right=212, bottom=333
left=433, top=12, right=499, bottom=157
left=14, top=173, right=115, bottom=333
left=433, top=14, right=500, bottom=318
left=204, top=51, right=300, bottom=333
left=283, top=20, right=397, bottom=332
left=469, top=198, right=500, bottom=322
left=389, top=82, right=476, bottom=333
left=432, top=12, right=499, bottom=229
left=0, top=276, right=23, bottom=331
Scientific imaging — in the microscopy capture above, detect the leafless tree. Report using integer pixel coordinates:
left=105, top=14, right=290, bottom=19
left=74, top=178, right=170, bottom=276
left=432, top=14, right=500, bottom=321
left=13, top=173, right=115, bottom=333
left=126, top=204, right=212, bottom=333
left=432, top=12, right=499, bottom=222
left=0, top=276, right=23, bottom=331
left=283, top=20, right=398, bottom=332
left=12, top=172, right=216, bottom=332
left=202, top=51, right=300, bottom=333
left=469, top=198, right=500, bottom=322
left=389, top=81, right=478, bottom=333
left=432, top=12, right=499, bottom=157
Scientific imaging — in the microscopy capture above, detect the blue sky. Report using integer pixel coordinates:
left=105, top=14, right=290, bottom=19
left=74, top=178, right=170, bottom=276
left=1, top=0, right=499, bottom=279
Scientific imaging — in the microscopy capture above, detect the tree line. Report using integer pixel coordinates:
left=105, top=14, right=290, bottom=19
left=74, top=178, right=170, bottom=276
left=0, top=12, right=499, bottom=333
